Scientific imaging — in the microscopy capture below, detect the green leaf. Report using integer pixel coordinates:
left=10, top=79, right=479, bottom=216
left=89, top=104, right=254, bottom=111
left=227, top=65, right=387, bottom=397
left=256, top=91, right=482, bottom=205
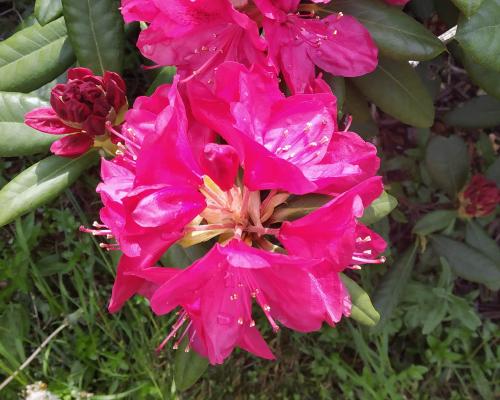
left=0, top=18, right=75, bottom=93
left=351, top=56, right=435, bottom=128
left=270, top=194, right=330, bottom=223
left=0, top=152, right=98, bottom=227
left=174, top=339, right=209, bottom=392
left=425, top=135, right=469, bottom=197
left=344, top=81, right=378, bottom=138
left=147, top=66, right=177, bottom=95
left=465, top=220, right=500, bottom=263
left=328, top=0, right=445, bottom=61
left=450, top=0, right=485, bottom=16
left=62, top=0, right=125, bottom=74
left=0, top=92, right=57, bottom=156
left=412, top=210, right=458, bottom=236
left=444, top=95, right=500, bottom=128
left=431, top=235, right=500, bottom=290
left=486, top=156, right=500, bottom=185
left=456, top=0, right=500, bottom=72
left=35, top=0, right=63, bottom=25
left=341, top=274, right=380, bottom=326
left=372, top=243, right=418, bottom=332
left=161, top=243, right=211, bottom=269
left=360, top=191, right=398, bottom=225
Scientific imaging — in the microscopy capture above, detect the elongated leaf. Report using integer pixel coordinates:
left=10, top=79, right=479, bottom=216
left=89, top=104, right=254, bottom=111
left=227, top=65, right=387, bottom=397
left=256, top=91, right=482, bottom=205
left=351, top=56, right=435, bottom=127
left=372, top=243, right=418, bottom=331
left=147, top=67, right=177, bottom=95
left=486, top=157, right=500, bottom=185
left=456, top=0, right=500, bottom=72
left=161, top=243, right=211, bottom=269
left=0, top=152, right=98, bottom=227
left=0, top=92, right=57, bottom=156
left=431, top=235, right=500, bottom=290
left=270, top=194, right=330, bottom=223
left=425, top=136, right=469, bottom=197
left=412, top=210, right=457, bottom=236
left=174, top=339, right=209, bottom=392
left=444, top=95, right=500, bottom=128
left=328, top=0, right=445, bottom=61
left=341, top=274, right=380, bottom=326
left=62, top=0, right=125, bottom=74
left=465, top=221, right=500, bottom=263
left=0, top=18, right=75, bottom=93
left=451, top=0, right=485, bottom=16
left=360, top=191, right=397, bottom=225
left=35, top=0, right=63, bottom=25
left=344, top=81, right=378, bottom=138
left=463, top=53, right=500, bottom=100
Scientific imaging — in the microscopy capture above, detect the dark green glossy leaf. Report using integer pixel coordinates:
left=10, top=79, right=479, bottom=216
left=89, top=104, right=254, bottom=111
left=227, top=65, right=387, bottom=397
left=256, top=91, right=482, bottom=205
left=0, top=92, right=57, bottom=156
left=431, top=235, right=500, bottom=290
left=486, top=157, right=500, bottom=185
left=147, top=66, right=177, bottom=95
left=456, top=0, right=500, bottom=71
left=344, top=81, right=378, bottom=138
left=161, top=243, right=211, bottom=269
left=372, top=243, right=418, bottom=332
left=62, top=0, right=125, bottom=73
left=360, top=191, right=398, bottom=225
left=341, top=274, right=380, bottom=326
left=0, top=152, right=98, bottom=227
left=444, top=95, right=500, bottom=128
left=0, top=18, right=75, bottom=93
left=328, top=0, right=445, bottom=61
left=425, top=136, right=469, bottom=196
left=352, top=56, right=435, bottom=127
left=270, top=194, right=330, bottom=223
left=465, top=221, right=500, bottom=263
left=35, top=0, right=63, bottom=25
left=174, top=339, right=209, bottom=391
left=413, top=210, right=458, bottom=236
left=451, top=0, right=485, bottom=16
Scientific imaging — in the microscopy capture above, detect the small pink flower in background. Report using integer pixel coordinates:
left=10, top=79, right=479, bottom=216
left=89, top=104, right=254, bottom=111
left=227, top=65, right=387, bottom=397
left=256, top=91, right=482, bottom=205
left=25, top=68, right=127, bottom=157
left=121, top=0, right=378, bottom=93
left=255, top=0, right=378, bottom=93
left=459, top=174, right=500, bottom=218
left=121, top=0, right=267, bottom=84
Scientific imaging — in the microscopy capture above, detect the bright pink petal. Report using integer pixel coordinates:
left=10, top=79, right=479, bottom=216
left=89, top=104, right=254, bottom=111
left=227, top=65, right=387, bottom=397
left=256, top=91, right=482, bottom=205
left=25, top=108, right=78, bottom=135
left=279, top=177, right=383, bottom=267
left=201, top=143, right=240, bottom=191
left=50, top=134, right=93, bottom=157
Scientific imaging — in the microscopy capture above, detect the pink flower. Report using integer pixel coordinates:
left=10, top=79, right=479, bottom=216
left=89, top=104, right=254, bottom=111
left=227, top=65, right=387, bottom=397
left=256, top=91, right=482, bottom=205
left=459, top=174, right=500, bottom=218
left=25, top=68, right=127, bottom=157
left=121, top=0, right=267, bottom=84
left=129, top=240, right=350, bottom=364
left=189, top=62, right=379, bottom=195
left=254, top=0, right=378, bottom=93
left=279, top=177, right=386, bottom=269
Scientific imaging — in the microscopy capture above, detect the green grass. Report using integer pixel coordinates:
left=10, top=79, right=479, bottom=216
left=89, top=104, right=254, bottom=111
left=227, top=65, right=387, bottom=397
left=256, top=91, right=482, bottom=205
left=0, top=159, right=498, bottom=399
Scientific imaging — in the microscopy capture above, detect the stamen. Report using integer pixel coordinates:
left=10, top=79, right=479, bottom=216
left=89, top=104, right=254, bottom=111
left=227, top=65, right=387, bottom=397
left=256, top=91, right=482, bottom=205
left=156, top=312, right=187, bottom=353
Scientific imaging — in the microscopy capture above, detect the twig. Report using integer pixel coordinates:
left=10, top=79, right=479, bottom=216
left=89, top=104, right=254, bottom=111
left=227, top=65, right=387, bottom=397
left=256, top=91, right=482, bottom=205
left=0, top=320, right=69, bottom=391
left=410, top=25, right=458, bottom=67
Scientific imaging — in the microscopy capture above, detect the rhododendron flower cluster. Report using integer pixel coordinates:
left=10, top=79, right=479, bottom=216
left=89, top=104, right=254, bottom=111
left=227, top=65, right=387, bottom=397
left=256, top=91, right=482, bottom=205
left=121, top=0, right=378, bottom=93
left=26, top=0, right=387, bottom=365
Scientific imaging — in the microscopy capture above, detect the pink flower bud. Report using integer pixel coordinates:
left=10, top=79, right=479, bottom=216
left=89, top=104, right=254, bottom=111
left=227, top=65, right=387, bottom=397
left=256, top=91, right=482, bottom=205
left=201, top=143, right=240, bottom=191
left=459, top=174, right=500, bottom=217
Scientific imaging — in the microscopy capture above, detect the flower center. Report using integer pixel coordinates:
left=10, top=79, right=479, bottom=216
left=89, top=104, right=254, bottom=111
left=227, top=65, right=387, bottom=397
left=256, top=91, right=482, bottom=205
left=179, top=176, right=286, bottom=249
